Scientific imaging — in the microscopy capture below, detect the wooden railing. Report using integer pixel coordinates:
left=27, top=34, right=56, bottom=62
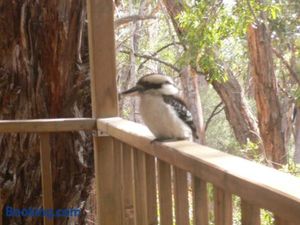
left=0, top=118, right=96, bottom=225
left=97, top=117, right=300, bottom=225
left=0, top=117, right=300, bottom=225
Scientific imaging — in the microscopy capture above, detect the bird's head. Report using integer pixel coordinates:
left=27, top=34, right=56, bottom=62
left=121, top=74, right=179, bottom=97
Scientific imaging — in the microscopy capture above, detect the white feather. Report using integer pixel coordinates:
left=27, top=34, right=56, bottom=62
left=139, top=94, right=192, bottom=140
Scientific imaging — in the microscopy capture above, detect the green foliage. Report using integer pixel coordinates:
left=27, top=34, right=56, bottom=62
left=261, top=210, right=274, bottom=225
left=232, top=0, right=282, bottom=26
left=291, top=87, right=300, bottom=106
left=240, top=139, right=262, bottom=162
left=177, top=0, right=239, bottom=82
left=176, top=0, right=286, bottom=83
left=232, top=196, right=241, bottom=225
left=280, top=159, right=300, bottom=177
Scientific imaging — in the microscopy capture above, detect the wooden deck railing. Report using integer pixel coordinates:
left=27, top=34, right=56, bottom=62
left=0, top=117, right=300, bottom=225
left=97, top=117, right=300, bottom=225
left=0, top=118, right=96, bottom=225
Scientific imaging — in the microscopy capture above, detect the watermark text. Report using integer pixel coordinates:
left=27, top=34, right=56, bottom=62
left=5, top=206, right=81, bottom=219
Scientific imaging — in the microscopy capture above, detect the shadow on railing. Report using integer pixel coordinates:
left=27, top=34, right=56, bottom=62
left=0, top=117, right=299, bottom=225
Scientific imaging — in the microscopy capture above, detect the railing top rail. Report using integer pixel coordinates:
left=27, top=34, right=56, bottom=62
left=98, top=117, right=300, bottom=222
left=0, top=118, right=96, bottom=133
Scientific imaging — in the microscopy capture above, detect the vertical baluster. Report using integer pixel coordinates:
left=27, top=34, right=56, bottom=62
left=214, top=186, right=232, bottom=225
left=94, top=136, right=122, bottom=225
left=193, top=177, right=208, bottom=225
left=122, top=144, right=135, bottom=225
left=113, top=139, right=124, bottom=224
left=39, top=133, right=54, bottom=225
left=158, top=160, right=173, bottom=225
left=0, top=203, right=2, bottom=225
left=274, top=216, right=297, bottom=225
left=241, top=200, right=260, bottom=225
left=133, top=149, right=148, bottom=225
left=145, top=154, right=158, bottom=225
left=174, top=167, right=189, bottom=225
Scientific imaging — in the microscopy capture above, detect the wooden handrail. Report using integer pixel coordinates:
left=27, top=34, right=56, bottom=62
left=1, top=117, right=299, bottom=223
left=97, top=117, right=300, bottom=223
left=0, top=118, right=96, bottom=133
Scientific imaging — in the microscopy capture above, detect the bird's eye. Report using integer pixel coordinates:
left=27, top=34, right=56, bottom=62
left=164, top=81, right=171, bottom=84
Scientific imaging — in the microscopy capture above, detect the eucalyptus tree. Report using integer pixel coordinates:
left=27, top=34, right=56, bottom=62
left=0, top=1, right=93, bottom=224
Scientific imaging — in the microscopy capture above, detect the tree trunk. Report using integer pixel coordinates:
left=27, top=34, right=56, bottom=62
left=162, top=0, right=260, bottom=149
left=212, top=69, right=260, bottom=147
left=290, top=42, right=300, bottom=164
left=247, top=24, right=286, bottom=167
left=0, top=1, right=93, bottom=224
left=294, top=106, right=300, bottom=163
left=180, top=66, right=205, bottom=144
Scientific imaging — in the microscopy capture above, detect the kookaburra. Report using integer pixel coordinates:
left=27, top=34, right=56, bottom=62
left=121, top=74, right=197, bottom=142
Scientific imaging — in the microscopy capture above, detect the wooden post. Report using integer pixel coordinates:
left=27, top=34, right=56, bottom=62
left=86, top=0, right=120, bottom=224
left=193, top=177, right=208, bottom=225
left=241, top=200, right=260, bottom=225
left=158, top=160, right=173, bottom=225
left=39, top=133, right=54, bottom=225
left=174, top=168, right=189, bottom=225
left=274, top=216, right=297, bottom=225
left=86, top=0, right=118, bottom=118
left=145, top=154, right=158, bottom=225
left=122, top=144, right=135, bottom=225
left=0, top=202, right=3, bottom=225
left=133, top=150, right=148, bottom=225
left=214, top=186, right=232, bottom=225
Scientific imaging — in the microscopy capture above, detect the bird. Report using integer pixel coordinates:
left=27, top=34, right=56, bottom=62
left=121, top=73, right=197, bottom=142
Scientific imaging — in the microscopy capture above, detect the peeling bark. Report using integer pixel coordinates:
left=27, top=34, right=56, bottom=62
left=247, top=24, right=286, bottom=166
left=0, top=1, right=93, bottom=224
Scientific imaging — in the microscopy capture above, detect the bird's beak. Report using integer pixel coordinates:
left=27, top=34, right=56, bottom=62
left=120, top=85, right=142, bottom=96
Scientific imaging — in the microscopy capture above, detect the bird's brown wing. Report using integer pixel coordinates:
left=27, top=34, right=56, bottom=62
left=163, top=95, right=198, bottom=139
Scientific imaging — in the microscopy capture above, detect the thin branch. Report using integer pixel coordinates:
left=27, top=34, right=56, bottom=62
left=205, top=102, right=224, bottom=131
left=120, top=50, right=180, bottom=72
left=278, top=83, right=295, bottom=101
left=272, top=47, right=300, bottom=86
left=138, top=42, right=182, bottom=71
left=246, top=0, right=259, bottom=25
left=115, top=15, right=156, bottom=27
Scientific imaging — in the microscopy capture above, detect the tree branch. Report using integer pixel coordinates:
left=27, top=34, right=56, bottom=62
left=138, top=42, right=182, bottom=71
left=120, top=50, right=180, bottom=72
left=115, top=15, right=156, bottom=27
left=205, top=102, right=224, bottom=131
left=272, top=47, right=300, bottom=86
left=246, top=0, right=259, bottom=24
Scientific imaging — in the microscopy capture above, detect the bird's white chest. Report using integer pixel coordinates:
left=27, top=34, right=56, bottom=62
left=139, top=95, right=191, bottom=140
